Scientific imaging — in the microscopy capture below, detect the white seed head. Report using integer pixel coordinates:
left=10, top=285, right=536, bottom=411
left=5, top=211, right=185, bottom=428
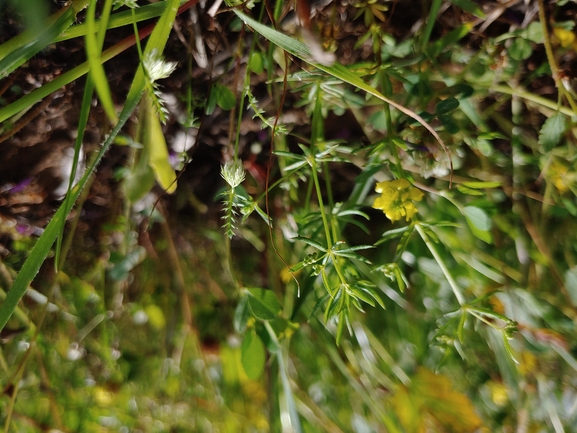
left=143, top=49, right=177, bottom=83
left=221, top=160, right=246, bottom=188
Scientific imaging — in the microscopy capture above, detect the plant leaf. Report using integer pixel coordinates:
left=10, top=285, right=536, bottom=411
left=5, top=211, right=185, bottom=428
left=247, top=288, right=282, bottom=320
left=234, top=10, right=451, bottom=166
left=538, top=112, right=566, bottom=152
left=241, top=329, right=266, bottom=379
left=463, top=206, right=492, bottom=243
left=143, top=92, right=177, bottom=193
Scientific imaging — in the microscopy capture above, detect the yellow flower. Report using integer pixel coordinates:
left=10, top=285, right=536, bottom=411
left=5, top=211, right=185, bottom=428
left=372, top=179, right=424, bottom=222
left=548, top=160, right=574, bottom=193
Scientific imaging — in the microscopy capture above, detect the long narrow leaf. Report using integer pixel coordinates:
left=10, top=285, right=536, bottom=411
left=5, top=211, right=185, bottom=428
left=233, top=11, right=450, bottom=174
left=0, top=0, right=90, bottom=79
left=56, top=2, right=168, bottom=42
left=85, top=0, right=117, bottom=123
left=0, top=0, right=186, bottom=332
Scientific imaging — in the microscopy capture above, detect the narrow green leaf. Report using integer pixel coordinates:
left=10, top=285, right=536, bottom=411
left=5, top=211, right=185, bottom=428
left=376, top=226, right=411, bottom=245
left=538, top=112, right=566, bottom=152
left=457, top=185, right=486, bottom=196
left=0, top=0, right=90, bottom=79
left=247, top=288, right=282, bottom=320
left=457, top=311, right=466, bottom=343
left=501, top=332, right=519, bottom=364
left=333, top=244, right=374, bottom=254
left=56, top=2, right=168, bottom=42
left=394, top=226, right=416, bottom=260
left=234, top=11, right=450, bottom=160
left=234, top=295, right=251, bottom=333
left=85, top=0, right=118, bottom=123
left=332, top=251, right=372, bottom=264
left=292, top=236, right=328, bottom=252
left=143, top=92, right=177, bottom=193
left=241, top=330, right=266, bottom=379
left=0, top=93, right=142, bottom=332
left=0, top=0, right=182, bottom=332
left=461, top=181, right=502, bottom=189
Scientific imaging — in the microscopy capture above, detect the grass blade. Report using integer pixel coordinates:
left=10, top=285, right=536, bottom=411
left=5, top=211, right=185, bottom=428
left=0, top=0, right=90, bottom=79
left=85, top=0, right=118, bottom=123
left=0, top=0, right=186, bottom=332
left=234, top=11, right=452, bottom=181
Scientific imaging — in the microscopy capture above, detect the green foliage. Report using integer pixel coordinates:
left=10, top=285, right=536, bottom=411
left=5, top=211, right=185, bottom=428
left=2, top=0, right=577, bottom=431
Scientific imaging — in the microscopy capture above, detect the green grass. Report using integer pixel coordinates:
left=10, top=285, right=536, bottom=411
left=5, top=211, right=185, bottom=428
left=1, top=0, right=577, bottom=431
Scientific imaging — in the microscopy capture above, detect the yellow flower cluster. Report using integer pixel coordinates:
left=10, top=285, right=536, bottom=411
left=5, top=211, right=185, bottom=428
left=372, top=179, right=424, bottom=222
left=548, top=160, right=574, bottom=193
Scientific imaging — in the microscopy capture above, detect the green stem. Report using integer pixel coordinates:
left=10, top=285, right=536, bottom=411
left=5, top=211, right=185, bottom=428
left=537, top=0, right=577, bottom=115
left=415, top=223, right=465, bottom=305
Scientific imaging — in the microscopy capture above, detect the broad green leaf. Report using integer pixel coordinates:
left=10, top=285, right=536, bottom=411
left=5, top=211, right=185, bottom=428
left=143, top=92, right=177, bottom=193
left=241, top=330, right=266, bottom=379
left=508, top=38, right=532, bottom=61
left=538, top=112, right=566, bottom=151
left=208, top=84, right=236, bottom=112
left=247, top=288, right=282, bottom=320
left=249, top=51, right=264, bottom=74
left=463, top=206, right=492, bottom=243
left=215, top=84, right=236, bottom=110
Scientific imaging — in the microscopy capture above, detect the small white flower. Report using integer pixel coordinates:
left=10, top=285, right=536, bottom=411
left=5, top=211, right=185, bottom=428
left=221, top=160, right=245, bottom=188
left=143, top=49, right=177, bottom=83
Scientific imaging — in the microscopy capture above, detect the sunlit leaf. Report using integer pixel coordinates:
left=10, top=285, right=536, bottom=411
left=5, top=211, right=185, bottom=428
left=241, top=330, right=266, bottom=379
left=143, top=92, right=177, bottom=193
left=463, top=206, right=492, bottom=243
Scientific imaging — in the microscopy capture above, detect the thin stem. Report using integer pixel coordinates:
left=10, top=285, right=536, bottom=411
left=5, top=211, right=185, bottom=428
left=415, top=223, right=466, bottom=305
left=537, top=0, right=577, bottom=115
